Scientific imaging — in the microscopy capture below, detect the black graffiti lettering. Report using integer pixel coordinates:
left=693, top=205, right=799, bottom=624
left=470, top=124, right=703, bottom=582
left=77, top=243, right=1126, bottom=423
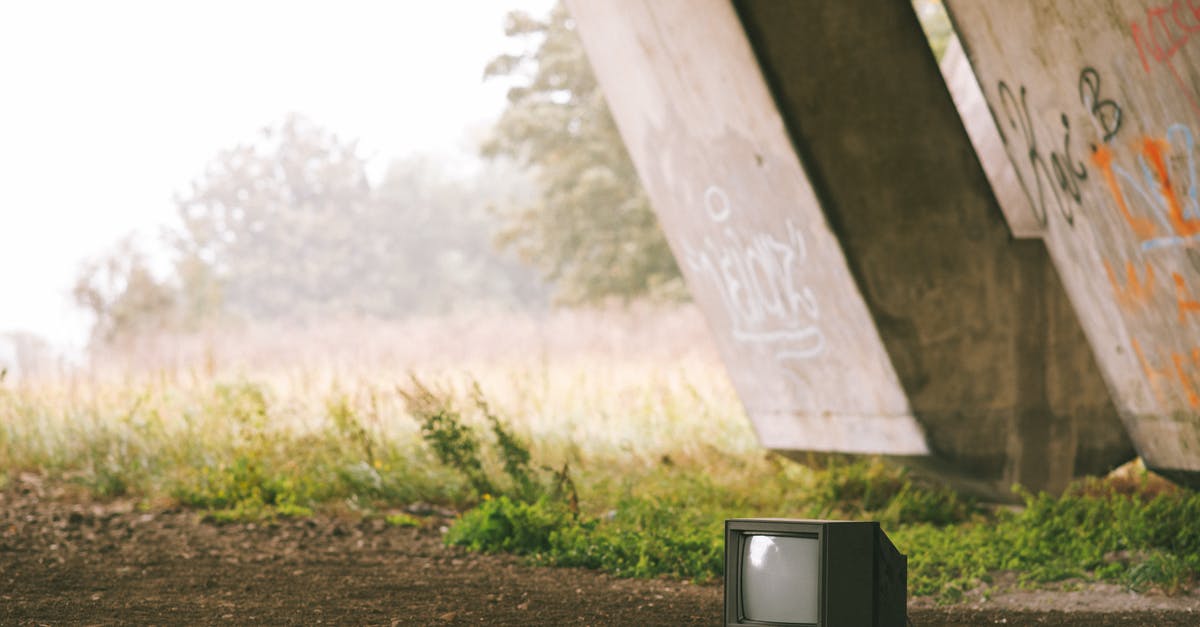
left=1051, top=113, right=1088, bottom=207
left=997, top=81, right=1077, bottom=226
left=998, top=81, right=1048, bottom=226
left=1079, top=66, right=1122, bottom=143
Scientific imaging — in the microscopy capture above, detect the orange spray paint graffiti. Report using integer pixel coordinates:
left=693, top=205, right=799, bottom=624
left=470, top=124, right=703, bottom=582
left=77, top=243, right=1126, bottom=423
left=1173, top=271, right=1200, bottom=320
left=1133, top=337, right=1200, bottom=407
left=1105, top=259, right=1156, bottom=305
left=1094, top=125, right=1199, bottom=251
left=1144, top=137, right=1200, bottom=237
left=1093, top=145, right=1159, bottom=239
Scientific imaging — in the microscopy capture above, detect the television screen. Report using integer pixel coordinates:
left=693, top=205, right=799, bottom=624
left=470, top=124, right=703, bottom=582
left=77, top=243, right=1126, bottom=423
left=742, top=534, right=820, bottom=623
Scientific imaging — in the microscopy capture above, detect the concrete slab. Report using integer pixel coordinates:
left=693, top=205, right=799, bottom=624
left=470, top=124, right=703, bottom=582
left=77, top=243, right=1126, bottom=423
left=567, top=0, right=1135, bottom=498
left=945, top=0, right=1200, bottom=485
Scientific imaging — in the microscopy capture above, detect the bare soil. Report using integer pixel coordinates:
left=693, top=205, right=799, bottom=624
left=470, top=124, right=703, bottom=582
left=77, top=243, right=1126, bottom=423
left=3, top=477, right=1198, bottom=626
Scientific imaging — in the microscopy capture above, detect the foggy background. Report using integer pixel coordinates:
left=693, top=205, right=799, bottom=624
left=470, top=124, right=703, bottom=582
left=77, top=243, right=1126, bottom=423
left=0, top=0, right=950, bottom=377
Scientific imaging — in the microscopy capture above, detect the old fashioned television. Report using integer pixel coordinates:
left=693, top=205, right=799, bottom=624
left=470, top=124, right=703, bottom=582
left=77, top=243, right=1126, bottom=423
left=724, top=519, right=907, bottom=626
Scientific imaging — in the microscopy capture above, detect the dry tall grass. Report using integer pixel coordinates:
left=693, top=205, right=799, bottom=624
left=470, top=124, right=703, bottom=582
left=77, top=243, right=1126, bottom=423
left=0, top=304, right=767, bottom=506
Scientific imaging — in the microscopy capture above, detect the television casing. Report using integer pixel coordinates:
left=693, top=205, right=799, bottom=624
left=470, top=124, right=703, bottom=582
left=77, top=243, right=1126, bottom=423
left=724, top=519, right=906, bottom=627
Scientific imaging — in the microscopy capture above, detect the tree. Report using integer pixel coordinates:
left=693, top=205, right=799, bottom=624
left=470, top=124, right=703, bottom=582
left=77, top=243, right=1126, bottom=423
left=173, top=114, right=377, bottom=320
left=76, top=115, right=549, bottom=349
left=483, top=3, right=685, bottom=304
left=170, top=113, right=546, bottom=322
left=73, top=236, right=179, bottom=346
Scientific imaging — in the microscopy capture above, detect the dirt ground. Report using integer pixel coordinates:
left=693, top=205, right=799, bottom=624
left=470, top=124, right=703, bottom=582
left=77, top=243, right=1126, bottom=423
left=3, top=477, right=1199, bottom=626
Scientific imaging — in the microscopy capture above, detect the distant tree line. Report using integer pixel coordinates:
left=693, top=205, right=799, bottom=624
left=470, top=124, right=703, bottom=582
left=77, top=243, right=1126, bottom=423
left=75, top=115, right=547, bottom=346
left=75, top=1, right=955, bottom=348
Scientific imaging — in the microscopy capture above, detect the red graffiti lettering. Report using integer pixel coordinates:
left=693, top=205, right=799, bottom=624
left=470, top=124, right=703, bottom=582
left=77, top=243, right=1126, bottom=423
left=1130, top=1, right=1200, bottom=118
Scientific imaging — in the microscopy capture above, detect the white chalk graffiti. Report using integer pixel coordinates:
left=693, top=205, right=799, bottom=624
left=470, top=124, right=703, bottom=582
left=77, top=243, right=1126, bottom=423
left=683, top=185, right=825, bottom=362
left=703, top=185, right=733, bottom=222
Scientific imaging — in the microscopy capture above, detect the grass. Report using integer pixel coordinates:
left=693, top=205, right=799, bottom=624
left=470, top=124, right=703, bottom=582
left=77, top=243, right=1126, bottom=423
left=892, top=475, right=1199, bottom=600
left=0, top=307, right=748, bottom=520
left=1, top=307, right=1197, bottom=602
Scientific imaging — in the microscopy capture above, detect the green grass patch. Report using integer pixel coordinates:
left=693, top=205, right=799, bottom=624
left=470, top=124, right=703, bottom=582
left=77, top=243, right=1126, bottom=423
left=404, top=381, right=1199, bottom=599
left=3, top=369, right=1197, bottom=600
left=895, top=481, right=1200, bottom=600
left=447, top=494, right=725, bottom=580
left=385, top=512, right=423, bottom=528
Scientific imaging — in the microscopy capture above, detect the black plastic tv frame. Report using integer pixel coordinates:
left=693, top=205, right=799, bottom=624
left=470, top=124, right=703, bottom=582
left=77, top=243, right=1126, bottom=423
left=724, top=518, right=907, bottom=626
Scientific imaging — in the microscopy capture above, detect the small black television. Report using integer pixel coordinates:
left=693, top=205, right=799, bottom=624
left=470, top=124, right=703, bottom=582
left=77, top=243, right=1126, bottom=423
left=724, top=519, right=906, bottom=627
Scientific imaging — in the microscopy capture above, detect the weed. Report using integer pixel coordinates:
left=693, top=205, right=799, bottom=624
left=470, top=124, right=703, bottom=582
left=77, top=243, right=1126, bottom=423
left=473, top=382, right=536, bottom=500
left=444, top=494, right=724, bottom=581
left=447, top=495, right=574, bottom=554
left=811, top=457, right=907, bottom=515
left=1123, top=551, right=1192, bottom=595
left=878, top=481, right=973, bottom=527
left=210, top=381, right=269, bottom=432
left=385, top=512, right=423, bottom=528
left=172, top=455, right=315, bottom=520
left=426, top=383, right=973, bottom=584
left=399, top=377, right=494, bottom=497
left=893, top=482, right=1200, bottom=602
left=327, top=394, right=375, bottom=467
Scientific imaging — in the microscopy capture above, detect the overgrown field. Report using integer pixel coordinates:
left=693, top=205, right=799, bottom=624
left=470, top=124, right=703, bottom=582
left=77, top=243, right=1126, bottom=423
left=2, top=308, right=1197, bottom=602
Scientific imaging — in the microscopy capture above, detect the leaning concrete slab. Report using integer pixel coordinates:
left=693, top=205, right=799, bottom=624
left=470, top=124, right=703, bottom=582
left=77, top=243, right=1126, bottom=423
left=941, top=38, right=1043, bottom=239
left=564, top=0, right=928, bottom=457
left=945, top=0, right=1200, bottom=486
left=567, top=0, right=1134, bottom=498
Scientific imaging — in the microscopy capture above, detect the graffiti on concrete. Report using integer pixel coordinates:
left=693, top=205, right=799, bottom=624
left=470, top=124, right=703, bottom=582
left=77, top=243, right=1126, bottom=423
left=996, top=82, right=1082, bottom=226
left=988, top=51, right=1200, bottom=409
left=1093, top=123, right=1199, bottom=251
left=1079, top=67, right=1124, bottom=143
left=1104, top=259, right=1156, bottom=306
left=1103, top=257, right=1200, bottom=320
left=1132, top=337, right=1200, bottom=408
left=1100, top=121, right=1200, bottom=408
left=681, top=184, right=826, bottom=366
left=1129, top=0, right=1200, bottom=118
left=993, top=67, right=1126, bottom=228
left=1173, top=271, right=1200, bottom=321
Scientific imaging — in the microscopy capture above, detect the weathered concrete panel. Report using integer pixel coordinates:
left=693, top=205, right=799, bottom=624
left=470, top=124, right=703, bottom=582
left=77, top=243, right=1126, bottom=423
left=734, top=0, right=1132, bottom=496
left=568, top=0, right=1134, bottom=497
left=945, top=0, right=1200, bottom=485
left=942, top=38, right=1043, bottom=238
left=565, top=0, right=928, bottom=456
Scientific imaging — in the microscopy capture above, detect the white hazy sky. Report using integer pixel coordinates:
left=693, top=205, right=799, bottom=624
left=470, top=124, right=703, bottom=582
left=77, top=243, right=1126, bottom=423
left=0, top=0, right=554, bottom=352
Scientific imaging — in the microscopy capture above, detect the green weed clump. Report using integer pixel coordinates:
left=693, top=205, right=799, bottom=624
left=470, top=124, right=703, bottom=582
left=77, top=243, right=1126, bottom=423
left=409, top=381, right=975, bottom=583
left=895, top=478, right=1200, bottom=601
left=385, top=512, right=423, bottom=528
left=803, top=457, right=974, bottom=526
left=172, top=455, right=315, bottom=521
left=448, top=494, right=725, bottom=581
left=546, top=496, right=726, bottom=580
left=440, top=459, right=973, bottom=583
left=403, top=376, right=724, bottom=581
left=400, top=378, right=495, bottom=497
left=409, top=382, right=1199, bottom=599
